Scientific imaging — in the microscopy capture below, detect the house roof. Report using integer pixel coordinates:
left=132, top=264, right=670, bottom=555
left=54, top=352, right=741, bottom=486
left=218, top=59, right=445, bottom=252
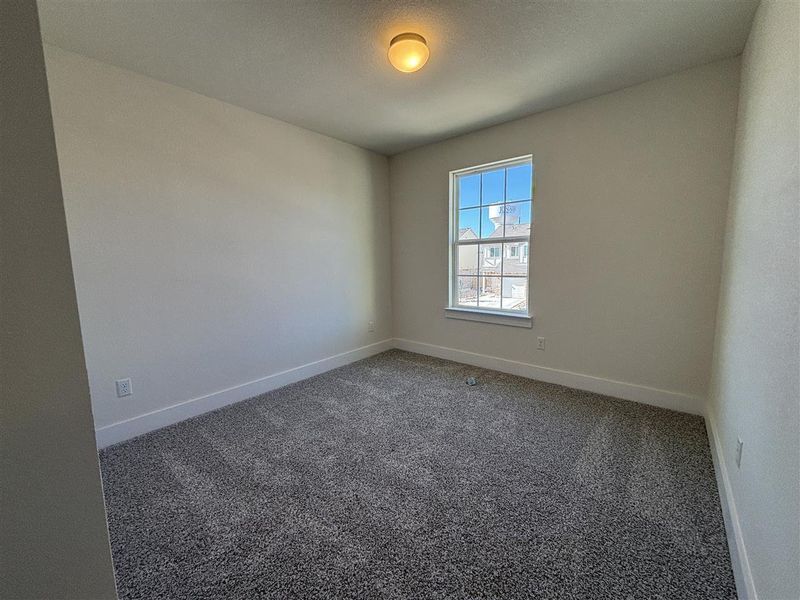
left=459, top=224, right=530, bottom=241
left=488, top=224, right=531, bottom=238
left=458, top=227, right=478, bottom=240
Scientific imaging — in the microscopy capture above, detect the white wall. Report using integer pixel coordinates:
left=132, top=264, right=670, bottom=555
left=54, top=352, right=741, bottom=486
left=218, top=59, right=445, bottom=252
left=708, top=2, right=800, bottom=598
left=389, top=59, right=740, bottom=405
left=44, top=45, right=392, bottom=437
left=0, top=3, right=117, bottom=597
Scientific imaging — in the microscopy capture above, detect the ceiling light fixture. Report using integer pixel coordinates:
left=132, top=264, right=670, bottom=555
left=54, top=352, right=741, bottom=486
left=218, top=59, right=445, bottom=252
left=388, top=32, right=429, bottom=73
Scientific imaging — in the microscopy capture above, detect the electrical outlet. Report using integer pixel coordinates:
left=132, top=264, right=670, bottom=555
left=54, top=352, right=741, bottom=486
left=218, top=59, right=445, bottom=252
left=368, top=320, right=375, bottom=332
left=537, top=337, right=546, bottom=351
left=115, top=378, right=132, bottom=398
left=735, top=438, right=743, bottom=468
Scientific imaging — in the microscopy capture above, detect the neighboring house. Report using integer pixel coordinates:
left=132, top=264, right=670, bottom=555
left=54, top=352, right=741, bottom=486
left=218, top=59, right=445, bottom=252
left=457, top=218, right=531, bottom=309
left=488, top=223, right=530, bottom=276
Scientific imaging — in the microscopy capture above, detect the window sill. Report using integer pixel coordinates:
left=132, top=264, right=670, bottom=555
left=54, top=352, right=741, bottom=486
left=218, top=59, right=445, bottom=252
left=444, top=307, right=533, bottom=328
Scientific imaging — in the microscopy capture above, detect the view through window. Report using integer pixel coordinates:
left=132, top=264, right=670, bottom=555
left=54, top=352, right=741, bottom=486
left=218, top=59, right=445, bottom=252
left=450, top=156, right=533, bottom=314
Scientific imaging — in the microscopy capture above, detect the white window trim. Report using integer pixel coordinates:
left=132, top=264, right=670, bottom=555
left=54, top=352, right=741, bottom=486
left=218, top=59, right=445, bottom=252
left=444, top=306, right=533, bottom=328
left=446, top=155, right=534, bottom=325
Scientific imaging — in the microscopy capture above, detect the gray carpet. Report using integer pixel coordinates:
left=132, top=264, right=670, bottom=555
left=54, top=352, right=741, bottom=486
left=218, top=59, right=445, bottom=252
left=100, top=350, right=736, bottom=599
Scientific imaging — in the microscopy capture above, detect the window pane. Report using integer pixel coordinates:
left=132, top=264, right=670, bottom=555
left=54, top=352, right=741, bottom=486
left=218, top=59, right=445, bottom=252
left=457, top=277, right=478, bottom=307
left=456, top=244, right=478, bottom=276
left=481, top=169, right=504, bottom=205
left=457, top=208, right=480, bottom=240
left=480, top=205, right=505, bottom=238
left=502, top=242, right=528, bottom=276
left=479, top=243, right=502, bottom=276
left=502, top=277, right=528, bottom=311
left=503, top=201, right=531, bottom=237
left=478, top=276, right=502, bottom=309
left=506, top=163, right=532, bottom=201
left=458, top=173, right=480, bottom=209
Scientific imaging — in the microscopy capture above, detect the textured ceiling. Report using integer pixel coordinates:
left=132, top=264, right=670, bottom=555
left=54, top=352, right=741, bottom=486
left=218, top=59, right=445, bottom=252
left=37, top=0, right=757, bottom=155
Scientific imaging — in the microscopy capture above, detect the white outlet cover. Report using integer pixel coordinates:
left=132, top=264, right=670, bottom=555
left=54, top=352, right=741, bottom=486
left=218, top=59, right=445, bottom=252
left=115, top=378, right=132, bottom=397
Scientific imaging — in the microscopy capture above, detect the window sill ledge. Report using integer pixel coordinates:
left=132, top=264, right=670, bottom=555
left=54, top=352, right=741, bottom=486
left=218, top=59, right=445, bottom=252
left=444, top=307, right=533, bottom=328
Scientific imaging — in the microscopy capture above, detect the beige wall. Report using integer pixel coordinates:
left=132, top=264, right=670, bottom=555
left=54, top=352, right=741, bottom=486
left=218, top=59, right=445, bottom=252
left=390, top=59, right=740, bottom=402
left=708, top=2, right=800, bottom=598
left=44, top=45, right=392, bottom=433
left=0, top=3, right=117, bottom=598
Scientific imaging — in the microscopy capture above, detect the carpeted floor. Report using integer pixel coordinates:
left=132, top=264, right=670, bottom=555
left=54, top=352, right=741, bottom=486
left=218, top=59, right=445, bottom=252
left=100, top=350, right=736, bottom=599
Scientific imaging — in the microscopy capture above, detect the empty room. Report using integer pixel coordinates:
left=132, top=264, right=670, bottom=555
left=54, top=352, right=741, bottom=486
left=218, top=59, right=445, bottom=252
left=2, top=0, right=798, bottom=599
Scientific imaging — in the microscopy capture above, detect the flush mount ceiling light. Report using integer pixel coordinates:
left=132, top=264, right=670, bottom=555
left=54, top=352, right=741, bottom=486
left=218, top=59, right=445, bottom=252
left=388, top=32, right=429, bottom=73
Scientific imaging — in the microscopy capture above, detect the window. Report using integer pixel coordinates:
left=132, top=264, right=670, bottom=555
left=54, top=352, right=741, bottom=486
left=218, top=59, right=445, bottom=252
left=449, top=156, right=533, bottom=322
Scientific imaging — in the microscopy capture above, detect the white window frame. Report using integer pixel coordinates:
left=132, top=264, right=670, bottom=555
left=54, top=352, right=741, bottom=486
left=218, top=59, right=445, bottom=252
left=445, top=155, right=534, bottom=328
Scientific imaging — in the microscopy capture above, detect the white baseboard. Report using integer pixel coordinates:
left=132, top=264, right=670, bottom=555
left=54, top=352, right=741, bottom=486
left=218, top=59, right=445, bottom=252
left=393, top=338, right=703, bottom=415
left=706, top=411, right=757, bottom=600
left=95, top=336, right=702, bottom=445
left=94, top=339, right=394, bottom=448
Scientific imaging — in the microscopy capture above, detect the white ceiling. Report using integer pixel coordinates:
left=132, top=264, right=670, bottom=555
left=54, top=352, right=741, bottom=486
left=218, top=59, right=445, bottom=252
left=38, top=0, right=757, bottom=155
